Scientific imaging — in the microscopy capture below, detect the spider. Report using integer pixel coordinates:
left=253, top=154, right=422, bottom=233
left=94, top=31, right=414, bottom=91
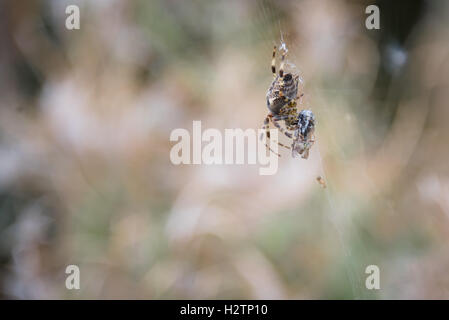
left=261, top=44, right=316, bottom=159
left=263, top=45, right=301, bottom=128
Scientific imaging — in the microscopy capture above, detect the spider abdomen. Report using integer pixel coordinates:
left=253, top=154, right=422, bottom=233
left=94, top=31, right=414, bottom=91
left=266, top=74, right=299, bottom=115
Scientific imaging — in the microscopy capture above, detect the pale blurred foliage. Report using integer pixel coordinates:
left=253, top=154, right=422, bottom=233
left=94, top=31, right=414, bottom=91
left=0, top=0, right=449, bottom=299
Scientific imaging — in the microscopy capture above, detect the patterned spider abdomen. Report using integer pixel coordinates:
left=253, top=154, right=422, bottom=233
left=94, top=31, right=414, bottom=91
left=266, top=73, right=299, bottom=115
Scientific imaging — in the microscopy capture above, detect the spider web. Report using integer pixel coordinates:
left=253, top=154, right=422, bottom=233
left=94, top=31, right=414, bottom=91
left=254, top=0, right=368, bottom=299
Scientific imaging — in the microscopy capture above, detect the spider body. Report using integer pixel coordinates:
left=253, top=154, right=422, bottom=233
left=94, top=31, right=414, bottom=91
left=264, top=45, right=302, bottom=130
left=266, top=73, right=300, bottom=129
left=261, top=44, right=316, bottom=159
left=266, top=73, right=299, bottom=114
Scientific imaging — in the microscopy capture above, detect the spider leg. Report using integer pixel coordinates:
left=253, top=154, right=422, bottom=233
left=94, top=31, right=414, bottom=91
left=260, top=116, right=270, bottom=141
left=271, top=115, right=294, bottom=141
left=266, top=143, right=281, bottom=157
left=262, top=115, right=291, bottom=139
left=261, top=116, right=282, bottom=157
left=271, top=45, right=277, bottom=77
left=272, top=140, right=290, bottom=151
left=279, top=47, right=286, bottom=78
left=260, top=115, right=291, bottom=156
left=271, top=116, right=292, bottom=149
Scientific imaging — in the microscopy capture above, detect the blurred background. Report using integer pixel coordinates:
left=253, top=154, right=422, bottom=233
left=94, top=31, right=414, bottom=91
left=0, top=0, right=449, bottom=299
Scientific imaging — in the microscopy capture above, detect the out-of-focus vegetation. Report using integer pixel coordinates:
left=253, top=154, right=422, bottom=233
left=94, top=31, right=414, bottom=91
left=1, top=0, right=449, bottom=299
